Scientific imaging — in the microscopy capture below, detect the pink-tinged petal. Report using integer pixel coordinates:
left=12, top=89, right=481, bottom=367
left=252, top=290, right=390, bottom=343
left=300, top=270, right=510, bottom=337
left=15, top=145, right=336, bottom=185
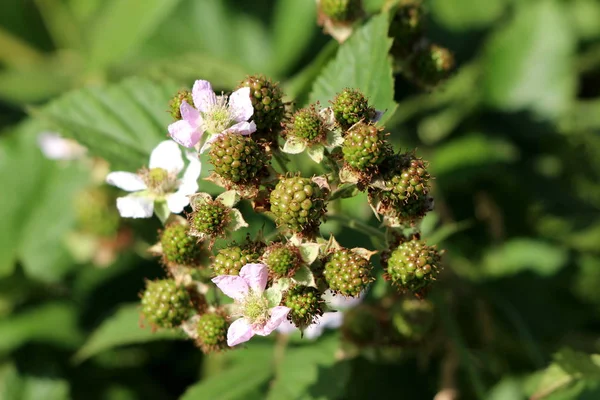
left=322, top=289, right=363, bottom=310
left=116, top=195, right=154, bottom=218
left=192, top=80, right=217, bottom=112
left=239, top=263, right=268, bottom=293
left=149, top=140, right=184, bottom=173
left=211, top=275, right=249, bottom=300
left=168, top=120, right=202, bottom=148
left=228, top=87, right=253, bottom=122
left=319, top=311, right=344, bottom=329
left=177, top=152, right=201, bottom=195
left=304, top=322, right=326, bottom=340
left=227, top=318, right=254, bottom=346
left=165, top=192, right=189, bottom=214
left=199, top=133, right=223, bottom=154
left=254, top=306, right=291, bottom=336
left=225, top=121, right=256, bottom=136
left=106, top=172, right=147, bottom=192
left=276, top=319, right=297, bottom=335
left=180, top=101, right=201, bottom=123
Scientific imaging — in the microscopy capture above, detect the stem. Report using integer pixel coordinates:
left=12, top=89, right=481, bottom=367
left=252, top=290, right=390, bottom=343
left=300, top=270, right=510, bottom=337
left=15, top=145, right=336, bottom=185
left=273, top=152, right=289, bottom=174
left=327, top=214, right=386, bottom=242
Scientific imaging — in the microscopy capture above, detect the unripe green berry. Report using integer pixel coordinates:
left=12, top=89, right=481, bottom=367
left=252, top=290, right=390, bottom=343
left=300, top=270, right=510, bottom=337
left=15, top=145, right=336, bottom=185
left=320, top=0, right=362, bottom=22
left=141, top=279, right=192, bottom=328
left=75, top=187, right=120, bottom=237
left=196, top=312, right=229, bottom=353
left=160, top=223, right=207, bottom=266
left=411, top=44, right=454, bottom=87
left=238, top=75, right=285, bottom=130
left=284, top=285, right=324, bottom=328
left=263, top=244, right=302, bottom=278
left=212, top=246, right=260, bottom=276
left=190, top=202, right=230, bottom=238
left=331, top=88, right=375, bottom=130
left=270, top=177, right=327, bottom=234
left=323, top=249, right=373, bottom=297
left=381, top=153, right=431, bottom=203
left=287, top=106, right=325, bottom=143
left=342, top=122, right=389, bottom=171
left=208, top=133, right=269, bottom=184
left=391, top=298, right=434, bottom=340
left=386, top=239, right=442, bottom=293
left=169, top=90, right=193, bottom=120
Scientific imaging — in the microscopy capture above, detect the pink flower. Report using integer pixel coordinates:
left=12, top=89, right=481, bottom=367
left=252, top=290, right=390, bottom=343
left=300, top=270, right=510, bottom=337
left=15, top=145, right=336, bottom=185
left=212, top=263, right=291, bottom=347
left=168, top=80, right=256, bottom=153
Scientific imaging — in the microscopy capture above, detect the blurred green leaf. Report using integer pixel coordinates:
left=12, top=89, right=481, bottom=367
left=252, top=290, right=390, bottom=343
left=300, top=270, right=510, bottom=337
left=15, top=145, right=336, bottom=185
left=570, top=0, right=600, bottom=40
left=181, top=343, right=273, bottom=400
left=483, top=0, right=576, bottom=119
left=74, top=303, right=184, bottom=363
left=483, top=238, right=568, bottom=278
left=85, top=0, right=182, bottom=71
left=0, top=122, right=88, bottom=281
left=35, top=77, right=178, bottom=170
left=430, top=0, right=505, bottom=30
left=310, top=13, right=397, bottom=123
left=271, top=0, right=317, bottom=75
left=267, top=335, right=349, bottom=400
left=0, top=363, right=71, bottom=400
left=486, top=377, right=526, bottom=400
left=0, top=303, right=82, bottom=354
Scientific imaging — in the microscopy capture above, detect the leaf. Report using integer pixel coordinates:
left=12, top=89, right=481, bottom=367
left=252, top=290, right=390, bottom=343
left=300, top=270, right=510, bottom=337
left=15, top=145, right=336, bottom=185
left=483, top=0, right=576, bottom=119
left=292, top=265, right=317, bottom=288
left=216, top=190, right=241, bottom=208
left=299, top=243, right=322, bottom=265
left=74, top=303, right=184, bottom=363
left=0, top=122, right=89, bottom=280
left=267, top=335, right=349, bottom=400
left=307, top=145, right=325, bottom=163
left=483, top=238, right=568, bottom=278
left=85, top=0, right=182, bottom=71
left=228, top=209, right=249, bottom=232
left=34, top=77, right=179, bottom=171
left=282, top=137, right=307, bottom=154
left=0, top=363, right=71, bottom=400
left=180, top=344, right=274, bottom=400
left=430, top=0, right=505, bottom=30
left=310, top=13, right=397, bottom=124
left=0, top=303, right=82, bottom=354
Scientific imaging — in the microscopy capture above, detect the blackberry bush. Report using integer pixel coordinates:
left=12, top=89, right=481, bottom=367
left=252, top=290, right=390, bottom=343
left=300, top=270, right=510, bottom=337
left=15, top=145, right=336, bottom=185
left=196, top=312, right=229, bottom=353
left=342, top=122, right=389, bottom=171
left=160, top=223, right=206, bottom=266
left=141, top=279, right=192, bottom=328
left=238, top=75, right=285, bottom=131
left=284, top=285, right=324, bottom=328
left=386, top=239, right=442, bottom=293
left=324, top=249, right=373, bottom=297
left=331, top=88, right=375, bottom=129
left=212, top=245, right=260, bottom=276
left=208, top=133, right=269, bottom=184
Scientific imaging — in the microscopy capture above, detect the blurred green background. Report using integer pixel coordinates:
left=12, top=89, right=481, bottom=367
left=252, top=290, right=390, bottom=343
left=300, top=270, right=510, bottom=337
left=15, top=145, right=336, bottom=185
left=1, top=0, right=600, bottom=399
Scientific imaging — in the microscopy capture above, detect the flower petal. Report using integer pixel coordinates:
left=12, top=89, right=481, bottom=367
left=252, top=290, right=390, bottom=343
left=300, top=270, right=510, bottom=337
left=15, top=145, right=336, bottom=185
left=199, top=132, right=223, bottom=154
left=168, top=120, right=202, bottom=148
left=322, top=290, right=363, bottom=310
left=211, top=275, right=249, bottom=300
left=239, top=263, right=268, bottom=293
left=38, top=132, right=86, bottom=160
left=178, top=151, right=201, bottom=195
left=303, top=321, right=326, bottom=340
left=254, top=306, right=291, bottom=336
left=149, top=140, right=184, bottom=173
left=227, top=318, right=255, bottom=346
left=225, top=121, right=256, bottom=136
left=180, top=101, right=201, bottom=123
left=106, top=172, right=147, bottom=191
left=116, top=195, right=154, bottom=218
left=165, top=192, right=190, bottom=214
left=276, top=319, right=297, bottom=335
left=192, top=80, right=217, bottom=113
left=228, top=87, right=253, bottom=122
left=319, top=311, right=344, bottom=329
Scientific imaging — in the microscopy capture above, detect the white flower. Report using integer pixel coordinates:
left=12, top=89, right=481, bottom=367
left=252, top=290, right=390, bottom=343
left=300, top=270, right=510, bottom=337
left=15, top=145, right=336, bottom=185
left=38, top=132, right=86, bottom=160
left=105, top=141, right=201, bottom=219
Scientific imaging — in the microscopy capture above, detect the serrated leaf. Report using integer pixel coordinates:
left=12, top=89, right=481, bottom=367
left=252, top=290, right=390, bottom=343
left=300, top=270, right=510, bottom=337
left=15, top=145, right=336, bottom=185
left=74, top=303, right=184, bottom=363
left=299, top=243, right=322, bottom=265
left=216, top=190, right=241, bottom=208
left=34, top=77, right=179, bottom=171
left=0, top=303, right=82, bottom=355
left=292, top=265, right=317, bottom=288
left=483, top=0, right=576, bottom=119
left=310, top=13, right=397, bottom=124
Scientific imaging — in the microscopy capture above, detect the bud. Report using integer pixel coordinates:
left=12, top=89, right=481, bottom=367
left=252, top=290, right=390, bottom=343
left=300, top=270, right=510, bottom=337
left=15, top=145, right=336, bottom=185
left=411, top=44, right=454, bottom=87
left=141, top=279, right=192, bottom=328
left=283, top=285, right=325, bottom=329
left=342, top=122, right=390, bottom=172
left=212, top=245, right=261, bottom=276
left=190, top=201, right=231, bottom=238
left=323, top=249, right=373, bottom=297
left=160, top=222, right=208, bottom=267
left=169, top=89, right=193, bottom=120
left=386, top=239, right=442, bottom=294
left=238, top=75, right=285, bottom=131
left=196, top=311, right=229, bottom=353
left=285, top=106, right=326, bottom=145
left=331, top=88, right=376, bottom=130
left=262, top=243, right=303, bottom=278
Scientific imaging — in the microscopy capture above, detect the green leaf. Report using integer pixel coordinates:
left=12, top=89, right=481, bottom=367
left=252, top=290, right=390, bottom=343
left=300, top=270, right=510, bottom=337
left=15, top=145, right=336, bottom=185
left=430, top=0, right=505, bottom=30
left=0, top=122, right=89, bottom=280
left=0, top=363, right=71, bottom=400
left=0, top=303, right=82, bottom=355
left=74, top=303, right=184, bottom=363
left=85, top=0, right=182, bottom=71
left=267, top=335, right=349, bottom=400
left=35, top=77, right=179, bottom=170
left=180, top=343, right=274, bottom=400
left=309, top=13, right=397, bottom=124
left=483, top=238, right=568, bottom=278
left=292, top=265, right=317, bottom=288
left=483, top=0, right=576, bottom=119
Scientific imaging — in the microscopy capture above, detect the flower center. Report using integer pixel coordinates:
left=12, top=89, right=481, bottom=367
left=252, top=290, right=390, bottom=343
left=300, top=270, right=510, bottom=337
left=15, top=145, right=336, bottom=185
left=203, top=96, right=233, bottom=134
left=140, top=168, right=178, bottom=195
left=240, top=291, right=270, bottom=326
